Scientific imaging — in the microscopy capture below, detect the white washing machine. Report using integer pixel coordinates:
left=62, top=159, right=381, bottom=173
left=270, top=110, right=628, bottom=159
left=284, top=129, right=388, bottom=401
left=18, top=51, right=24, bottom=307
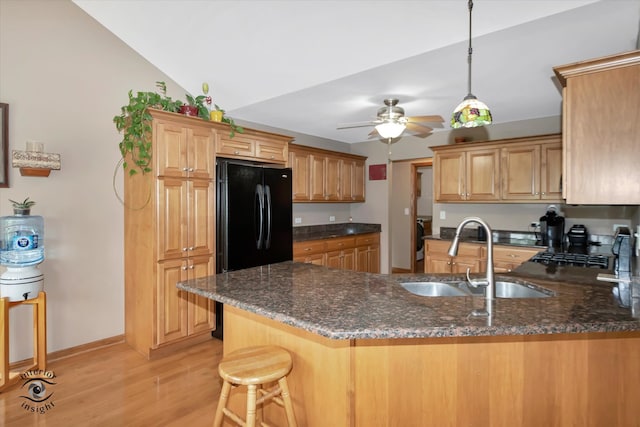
left=416, top=219, right=425, bottom=261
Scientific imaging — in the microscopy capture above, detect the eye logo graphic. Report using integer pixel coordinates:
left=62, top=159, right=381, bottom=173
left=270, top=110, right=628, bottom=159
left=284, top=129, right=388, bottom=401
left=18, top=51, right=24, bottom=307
left=19, top=370, right=57, bottom=414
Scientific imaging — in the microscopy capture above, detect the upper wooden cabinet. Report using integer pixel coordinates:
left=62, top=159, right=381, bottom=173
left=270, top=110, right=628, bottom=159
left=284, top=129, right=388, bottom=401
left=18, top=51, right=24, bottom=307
left=155, top=120, right=214, bottom=180
left=501, top=135, right=562, bottom=201
left=216, top=128, right=292, bottom=165
left=553, top=50, right=640, bottom=204
left=288, top=144, right=367, bottom=202
left=432, top=134, right=563, bottom=203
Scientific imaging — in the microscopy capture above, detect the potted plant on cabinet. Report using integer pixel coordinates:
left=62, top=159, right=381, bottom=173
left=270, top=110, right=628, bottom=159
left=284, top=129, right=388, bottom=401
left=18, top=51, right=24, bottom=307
left=114, top=81, right=182, bottom=176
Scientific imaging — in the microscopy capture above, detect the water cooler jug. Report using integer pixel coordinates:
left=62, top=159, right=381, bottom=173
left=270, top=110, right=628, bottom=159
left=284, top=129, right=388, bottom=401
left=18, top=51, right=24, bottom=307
left=0, top=212, right=45, bottom=301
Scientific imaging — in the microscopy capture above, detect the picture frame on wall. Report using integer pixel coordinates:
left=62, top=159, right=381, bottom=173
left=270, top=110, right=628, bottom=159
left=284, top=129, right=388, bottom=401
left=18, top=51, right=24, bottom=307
left=0, top=103, right=8, bottom=188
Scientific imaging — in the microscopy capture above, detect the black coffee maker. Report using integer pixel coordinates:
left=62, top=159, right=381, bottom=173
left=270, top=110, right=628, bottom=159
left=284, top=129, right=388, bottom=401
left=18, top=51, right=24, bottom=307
left=539, top=207, right=565, bottom=248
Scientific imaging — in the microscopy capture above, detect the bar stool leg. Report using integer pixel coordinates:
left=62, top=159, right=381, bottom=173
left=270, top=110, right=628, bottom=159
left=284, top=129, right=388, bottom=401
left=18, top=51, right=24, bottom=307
left=246, top=384, right=257, bottom=427
left=278, top=377, right=298, bottom=427
left=213, top=380, right=232, bottom=427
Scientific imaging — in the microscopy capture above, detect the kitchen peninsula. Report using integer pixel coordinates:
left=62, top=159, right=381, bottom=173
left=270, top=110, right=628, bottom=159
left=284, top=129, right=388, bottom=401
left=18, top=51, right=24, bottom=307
left=178, top=262, right=640, bottom=426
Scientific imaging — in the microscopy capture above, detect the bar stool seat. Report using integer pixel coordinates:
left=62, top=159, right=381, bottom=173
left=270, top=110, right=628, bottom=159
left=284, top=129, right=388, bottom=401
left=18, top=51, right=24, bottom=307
left=214, top=345, right=297, bottom=427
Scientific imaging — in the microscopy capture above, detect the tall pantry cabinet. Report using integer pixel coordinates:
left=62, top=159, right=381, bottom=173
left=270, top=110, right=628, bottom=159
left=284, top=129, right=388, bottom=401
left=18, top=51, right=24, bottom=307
left=124, top=109, right=215, bottom=359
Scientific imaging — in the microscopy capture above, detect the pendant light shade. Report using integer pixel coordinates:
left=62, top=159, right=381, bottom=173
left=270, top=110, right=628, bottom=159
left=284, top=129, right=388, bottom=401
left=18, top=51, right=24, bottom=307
left=375, top=121, right=406, bottom=139
left=451, top=0, right=492, bottom=129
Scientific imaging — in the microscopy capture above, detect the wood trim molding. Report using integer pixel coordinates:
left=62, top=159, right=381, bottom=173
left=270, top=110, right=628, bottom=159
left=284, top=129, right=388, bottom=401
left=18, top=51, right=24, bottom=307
left=553, top=49, right=640, bottom=86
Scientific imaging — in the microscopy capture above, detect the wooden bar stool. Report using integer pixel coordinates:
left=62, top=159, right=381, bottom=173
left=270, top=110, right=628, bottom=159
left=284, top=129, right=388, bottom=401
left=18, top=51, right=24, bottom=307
left=213, top=345, right=297, bottom=427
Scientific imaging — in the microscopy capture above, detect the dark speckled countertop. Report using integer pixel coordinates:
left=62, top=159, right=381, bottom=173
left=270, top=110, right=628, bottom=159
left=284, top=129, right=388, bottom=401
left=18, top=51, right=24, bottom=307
left=293, top=223, right=381, bottom=242
left=177, top=261, right=640, bottom=340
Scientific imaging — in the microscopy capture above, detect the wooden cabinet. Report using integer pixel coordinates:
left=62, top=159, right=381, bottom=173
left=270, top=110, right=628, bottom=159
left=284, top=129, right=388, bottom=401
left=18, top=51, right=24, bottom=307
left=554, top=50, right=640, bottom=204
left=433, top=147, right=500, bottom=202
left=293, top=233, right=380, bottom=273
left=125, top=110, right=217, bottom=358
left=424, top=240, right=483, bottom=274
left=488, top=245, right=539, bottom=273
left=325, top=237, right=356, bottom=270
left=216, top=129, right=291, bottom=165
left=288, top=144, right=367, bottom=202
left=501, top=136, right=562, bottom=201
left=432, top=134, right=562, bottom=203
left=425, top=239, right=539, bottom=274
left=355, top=234, right=380, bottom=273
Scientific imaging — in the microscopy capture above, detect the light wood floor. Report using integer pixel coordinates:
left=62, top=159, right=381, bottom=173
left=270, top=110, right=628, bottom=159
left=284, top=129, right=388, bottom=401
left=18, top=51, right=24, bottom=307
left=1, top=338, right=223, bottom=426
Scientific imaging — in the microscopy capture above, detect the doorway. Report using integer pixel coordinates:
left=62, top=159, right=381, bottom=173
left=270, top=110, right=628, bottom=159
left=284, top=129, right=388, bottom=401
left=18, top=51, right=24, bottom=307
left=411, top=160, right=433, bottom=273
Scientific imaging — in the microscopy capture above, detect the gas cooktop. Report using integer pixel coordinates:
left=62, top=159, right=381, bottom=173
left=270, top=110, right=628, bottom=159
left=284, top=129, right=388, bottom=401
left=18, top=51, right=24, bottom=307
left=529, top=251, right=610, bottom=269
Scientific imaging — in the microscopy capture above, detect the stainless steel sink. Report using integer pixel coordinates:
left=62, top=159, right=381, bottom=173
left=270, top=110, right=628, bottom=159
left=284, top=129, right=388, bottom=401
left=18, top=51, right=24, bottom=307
left=495, top=281, right=552, bottom=298
left=401, top=280, right=553, bottom=298
left=401, top=281, right=469, bottom=297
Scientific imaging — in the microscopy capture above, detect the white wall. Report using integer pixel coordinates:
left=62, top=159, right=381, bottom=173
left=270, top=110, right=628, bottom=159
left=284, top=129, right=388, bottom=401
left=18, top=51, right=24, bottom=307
left=0, top=0, right=190, bottom=360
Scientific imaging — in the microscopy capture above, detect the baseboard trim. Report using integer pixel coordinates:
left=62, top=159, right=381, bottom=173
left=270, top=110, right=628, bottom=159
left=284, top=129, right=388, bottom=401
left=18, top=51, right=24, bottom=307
left=391, top=267, right=412, bottom=274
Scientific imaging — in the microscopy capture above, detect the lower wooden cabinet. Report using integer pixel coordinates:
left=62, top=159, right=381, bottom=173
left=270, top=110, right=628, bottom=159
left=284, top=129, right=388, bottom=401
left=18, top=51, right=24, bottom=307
left=424, top=240, right=483, bottom=274
left=424, top=240, right=538, bottom=274
left=156, top=255, right=215, bottom=346
left=293, top=233, right=380, bottom=273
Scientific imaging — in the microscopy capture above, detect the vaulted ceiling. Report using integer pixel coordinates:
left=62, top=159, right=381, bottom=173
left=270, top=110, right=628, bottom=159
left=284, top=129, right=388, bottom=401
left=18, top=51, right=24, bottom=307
left=74, top=0, right=639, bottom=143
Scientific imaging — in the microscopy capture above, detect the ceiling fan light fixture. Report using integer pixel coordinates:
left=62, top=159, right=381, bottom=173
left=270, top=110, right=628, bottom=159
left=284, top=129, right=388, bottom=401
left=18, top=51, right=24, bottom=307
left=450, top=0, right=492, bottom=129
left=375, top=121, right=406, bottom=139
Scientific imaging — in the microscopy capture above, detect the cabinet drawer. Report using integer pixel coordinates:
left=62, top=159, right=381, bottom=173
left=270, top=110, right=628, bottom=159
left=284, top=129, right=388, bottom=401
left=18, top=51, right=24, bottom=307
left=255, top=139, right=287, bottom=163
left=293, top=240, right=326, bottom=256
left=216, top=134, right=254, bottom=157
left=355, top=233, right=380, bottom=246
left=325, top=236, right=356, bottom=251
left=489, top=246, right=540, bottom=263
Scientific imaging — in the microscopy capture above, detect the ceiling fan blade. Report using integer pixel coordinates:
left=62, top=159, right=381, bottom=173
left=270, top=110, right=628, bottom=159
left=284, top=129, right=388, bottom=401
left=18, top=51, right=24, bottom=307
left=368, top=128, right=379, bottom=137
left=406, top=115, right=445, bottom=123
left=337, top=120, right=378, bottom=130
left=406, top=123, right=433, bottom=133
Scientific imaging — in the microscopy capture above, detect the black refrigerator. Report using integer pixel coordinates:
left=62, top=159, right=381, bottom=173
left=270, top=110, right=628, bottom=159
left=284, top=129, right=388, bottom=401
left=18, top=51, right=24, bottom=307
left=213, top=159, right=293, bottom=339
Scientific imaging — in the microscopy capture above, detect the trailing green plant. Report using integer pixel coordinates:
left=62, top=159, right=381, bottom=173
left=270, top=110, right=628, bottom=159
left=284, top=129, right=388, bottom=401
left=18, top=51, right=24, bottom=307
left=9, top=197, right=36, bottom=209
left=214, top=104, right=244, bottom=138
left=114, top=81, right=182, bottom=176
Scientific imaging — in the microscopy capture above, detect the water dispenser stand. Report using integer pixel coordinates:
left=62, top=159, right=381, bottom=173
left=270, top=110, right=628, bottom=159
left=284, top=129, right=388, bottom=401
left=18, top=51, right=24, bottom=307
left=0, top=291, right=47, bottom=392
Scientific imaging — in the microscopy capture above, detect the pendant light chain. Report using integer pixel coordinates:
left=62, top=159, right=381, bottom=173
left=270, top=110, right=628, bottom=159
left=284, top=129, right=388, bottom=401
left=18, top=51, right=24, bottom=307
left=466, top=0, right=473, bottom=97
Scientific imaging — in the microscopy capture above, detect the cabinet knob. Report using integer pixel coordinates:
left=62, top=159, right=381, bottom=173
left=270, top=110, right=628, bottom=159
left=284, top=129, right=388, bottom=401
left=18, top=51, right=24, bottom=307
left=188, top=167, right=194, bottom=172
left=541, top=192, right=546, bottom=195
left=181, top=266, right=187, bottom=271
left=304, top=247, right=311, bottom=251
left=188, top=247, right=194, bottom=251
left=234, top=150, right=240, bottom=155
left=182, top=247, right=188, bottom=252
left=189, top=265, right=194, bottom=270
left=182, top=167, right=189, bottom=172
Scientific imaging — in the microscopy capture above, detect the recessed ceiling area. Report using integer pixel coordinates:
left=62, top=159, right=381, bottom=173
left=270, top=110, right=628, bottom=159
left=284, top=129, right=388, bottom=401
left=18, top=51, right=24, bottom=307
left=73, top=0, right=640, bottom=143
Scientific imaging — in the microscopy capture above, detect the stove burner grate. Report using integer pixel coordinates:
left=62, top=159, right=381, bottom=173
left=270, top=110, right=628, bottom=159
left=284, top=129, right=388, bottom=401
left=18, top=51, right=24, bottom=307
left=529, top=251, right=609, bottom=269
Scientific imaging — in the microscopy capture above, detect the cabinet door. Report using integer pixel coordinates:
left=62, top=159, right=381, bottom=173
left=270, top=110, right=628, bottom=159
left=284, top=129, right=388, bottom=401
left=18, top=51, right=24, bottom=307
left=157, top=178, right=188, bottom=260
left=324, top=156, right=341, bottom=201
left=540, top=142, right=563, bottom=200
left=466, top=149, right=500, bottom=201
left=216, top=134, right=254, bottom=158
left=560, top=60, right=640, bottom=204
left=156, top=258, right=188, bottom=345
left=186, top=255, right=215, bottom=335
left=289, top=150, right=312, bottom=201
left=188, top=126, right=214, bottom=180
left=325, top=250, right=343, bottom=269
left=425, top=254, right=452, bottom=273
left=368, top=245, right=380, bottom=273
left=155, top=121, right=188, bottom=178
left=342, top=248, right=356, bottom=271
left=310, top=155, right=326, bottom=200
left=501, top=145, right=540, bottom=200
left=434, top=151, right=465, bottom=201
left=352, top=160, right=366, bottom=202
left=188, top=179, right=215, bottom=258
left=451, top=256, right=482, bottom=274
left=340, top=160, right=353, bottom=201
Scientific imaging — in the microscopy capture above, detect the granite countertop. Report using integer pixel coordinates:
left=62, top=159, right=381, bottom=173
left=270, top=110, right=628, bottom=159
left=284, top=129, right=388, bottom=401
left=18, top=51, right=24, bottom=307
left=177, top=261, right=640, bottom=341
left=293, top=222, right=381, bottom=242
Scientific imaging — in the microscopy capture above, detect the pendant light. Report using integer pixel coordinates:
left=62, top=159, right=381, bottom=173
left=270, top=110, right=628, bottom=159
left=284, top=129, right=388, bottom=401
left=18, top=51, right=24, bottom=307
left=451, top=0, right=492, bottom=129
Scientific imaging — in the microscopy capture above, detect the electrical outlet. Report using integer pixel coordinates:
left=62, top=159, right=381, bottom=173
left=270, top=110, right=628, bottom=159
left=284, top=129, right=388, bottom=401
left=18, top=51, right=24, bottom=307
left=294, top=217, right=302, bottom=224
left=613, top=223, right=629, bottom=232
left=329, top=215, right=336, bottom=222
left=439, top=211, right=446, bottom=220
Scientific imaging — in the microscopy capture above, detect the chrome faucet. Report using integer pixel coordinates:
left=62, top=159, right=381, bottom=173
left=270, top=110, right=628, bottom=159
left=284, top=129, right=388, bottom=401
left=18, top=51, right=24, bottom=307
left=448, top=217, right=495, bottom=316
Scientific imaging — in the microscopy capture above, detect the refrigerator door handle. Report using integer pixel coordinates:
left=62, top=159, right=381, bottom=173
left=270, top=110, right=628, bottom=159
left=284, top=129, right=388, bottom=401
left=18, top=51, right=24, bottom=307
left=265, top=184, right=272, bottom=249
left=255, top=184, right=264, bottom=249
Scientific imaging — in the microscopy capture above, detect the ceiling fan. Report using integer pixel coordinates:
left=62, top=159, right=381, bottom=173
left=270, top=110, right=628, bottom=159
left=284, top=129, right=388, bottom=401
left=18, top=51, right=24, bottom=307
left=337, top=98, right=444, bottom=140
